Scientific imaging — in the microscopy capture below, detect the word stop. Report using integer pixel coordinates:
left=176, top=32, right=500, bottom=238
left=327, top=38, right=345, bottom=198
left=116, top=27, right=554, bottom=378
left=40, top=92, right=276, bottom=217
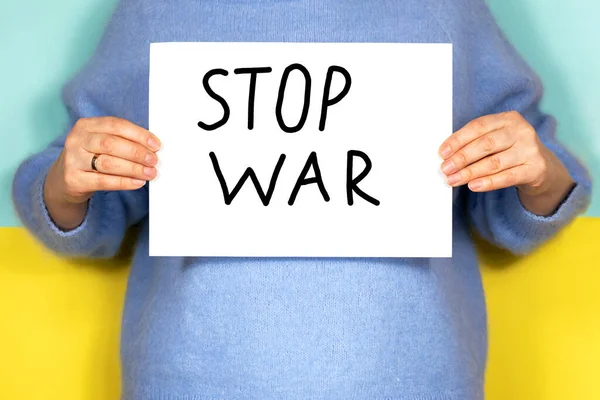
left=197, top=64, right=352, bottom=132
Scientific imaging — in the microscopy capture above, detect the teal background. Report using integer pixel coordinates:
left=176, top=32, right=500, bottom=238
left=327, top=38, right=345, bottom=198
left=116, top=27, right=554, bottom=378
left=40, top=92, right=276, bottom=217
left=0, top=0, right=598, bottom=226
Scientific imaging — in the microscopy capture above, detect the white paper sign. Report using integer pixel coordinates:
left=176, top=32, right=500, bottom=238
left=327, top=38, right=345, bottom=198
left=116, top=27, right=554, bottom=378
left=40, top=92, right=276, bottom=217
left=149, top=42, right=452, bottom=257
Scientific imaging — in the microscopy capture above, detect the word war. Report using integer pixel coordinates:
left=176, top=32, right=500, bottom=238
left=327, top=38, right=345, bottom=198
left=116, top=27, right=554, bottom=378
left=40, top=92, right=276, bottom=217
left=209, top=150, right=380, bottom=207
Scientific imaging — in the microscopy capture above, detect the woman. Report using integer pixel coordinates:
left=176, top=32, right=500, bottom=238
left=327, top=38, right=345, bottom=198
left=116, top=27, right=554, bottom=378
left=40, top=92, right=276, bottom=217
left=12, top=0, right=591, bottom=398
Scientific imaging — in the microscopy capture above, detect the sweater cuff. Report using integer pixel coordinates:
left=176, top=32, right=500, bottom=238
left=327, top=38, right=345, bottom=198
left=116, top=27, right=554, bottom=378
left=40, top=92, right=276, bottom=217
left=499, top=182, right=590, bottom=250
left=29, top=166, right=105, bottom=256
left=38, top=173, right=93, bottom=237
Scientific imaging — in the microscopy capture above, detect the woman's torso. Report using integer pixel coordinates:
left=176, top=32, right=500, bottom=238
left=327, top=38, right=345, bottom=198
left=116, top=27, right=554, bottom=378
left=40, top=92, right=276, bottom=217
left=116, top=1, right=487, bottom=398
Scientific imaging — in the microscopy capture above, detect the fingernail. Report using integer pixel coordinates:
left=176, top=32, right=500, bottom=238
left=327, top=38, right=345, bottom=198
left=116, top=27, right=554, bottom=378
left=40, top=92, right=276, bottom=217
left=143, top=167, right=155, bottom=178
left=439, top=145, right=452, bottom=158
left=447, top=173, right=461, bottom=185
left=441, top=160, right=456, bottom=175
left=132, top=179, right=146, bottom=186
left=469, top=180, right=482, bottom=191
left=148, top=136, right=161, bottom=151
left=145, top=152, right=157, bottom=166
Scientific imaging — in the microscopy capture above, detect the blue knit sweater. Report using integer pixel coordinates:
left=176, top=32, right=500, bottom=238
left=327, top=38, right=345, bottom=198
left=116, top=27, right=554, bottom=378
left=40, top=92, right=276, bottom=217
left=12, top=0, right=592, bottom=399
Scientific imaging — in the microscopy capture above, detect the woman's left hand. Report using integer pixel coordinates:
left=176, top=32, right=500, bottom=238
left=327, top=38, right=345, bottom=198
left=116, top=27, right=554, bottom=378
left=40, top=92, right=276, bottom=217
left=439, top=111, right=575, bottom=215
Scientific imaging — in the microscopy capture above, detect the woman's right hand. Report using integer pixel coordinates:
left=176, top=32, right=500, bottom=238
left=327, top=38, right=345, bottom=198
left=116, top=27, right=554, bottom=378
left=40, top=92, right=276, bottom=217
left=44, top=117, right=161, bottom=230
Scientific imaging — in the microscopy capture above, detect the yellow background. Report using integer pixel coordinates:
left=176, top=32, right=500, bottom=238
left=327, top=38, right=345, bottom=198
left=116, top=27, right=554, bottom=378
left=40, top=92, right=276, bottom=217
left=1, top=219, right=599, bottom=400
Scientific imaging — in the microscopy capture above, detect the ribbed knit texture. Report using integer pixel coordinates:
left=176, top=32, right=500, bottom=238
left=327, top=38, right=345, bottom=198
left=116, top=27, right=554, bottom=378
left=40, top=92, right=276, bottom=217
left=12, top=0, right=591, bottom=399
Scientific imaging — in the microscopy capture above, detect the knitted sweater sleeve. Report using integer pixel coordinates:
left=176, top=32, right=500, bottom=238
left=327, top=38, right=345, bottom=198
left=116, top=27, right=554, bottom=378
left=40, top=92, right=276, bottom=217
left=11, top=0, right=152, bottom=258
left=442, top=0, right=592, bottom=255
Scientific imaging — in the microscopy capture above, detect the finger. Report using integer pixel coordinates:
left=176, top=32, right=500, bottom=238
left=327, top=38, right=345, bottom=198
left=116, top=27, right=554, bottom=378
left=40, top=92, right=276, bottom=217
left=441, top=128, right=516, bottom=175
left=446, top=148, right=522, bottom=187
left=78, top=117, right=161, bottom=151
left=83, top=133, right=158, bottom=166
left=467, top=165, right=537, bottom=192
left=439, top=112, right=515, bottom=159
left=78, top=171, right=147, bottom=192
left=86, top=154, right=157, bottom=180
